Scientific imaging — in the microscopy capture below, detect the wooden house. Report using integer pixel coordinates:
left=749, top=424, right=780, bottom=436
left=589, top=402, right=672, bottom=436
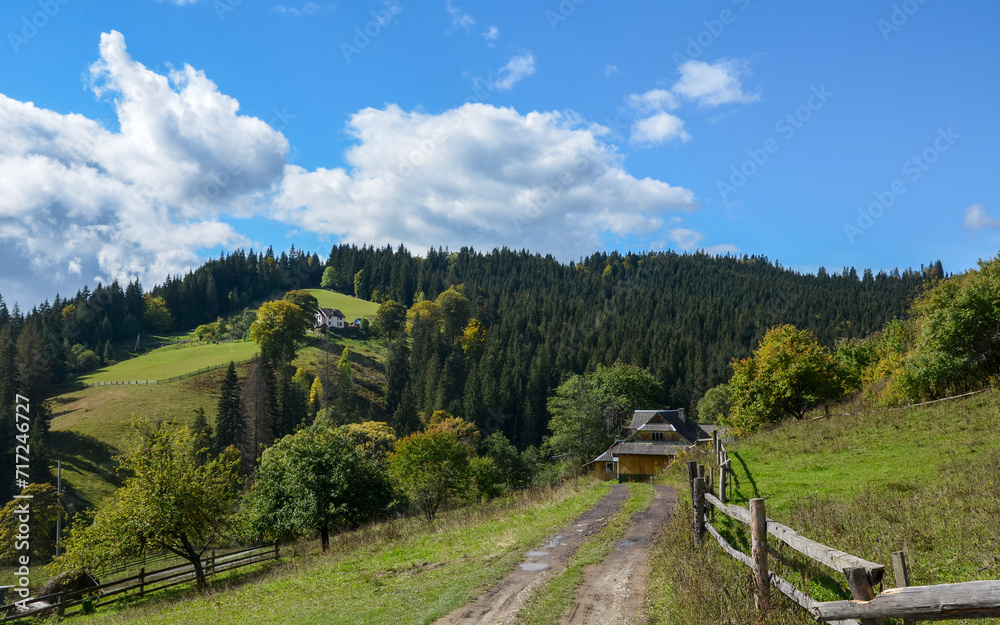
left=584, top=409, right=714, bottom=482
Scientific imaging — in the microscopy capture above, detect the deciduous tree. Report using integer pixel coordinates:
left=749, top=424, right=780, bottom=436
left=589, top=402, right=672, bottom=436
left=241, top=426, right=392, bottom=551
left=727, top=324, right=845, bottom=433
left=249, top=300, right=311, bottom=365
left=57, top=421, right=241, bottom=588
left=389, top=428, right=472, bottom=522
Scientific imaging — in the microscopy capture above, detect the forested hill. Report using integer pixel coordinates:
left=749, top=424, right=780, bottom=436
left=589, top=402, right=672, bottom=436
left=150, top=245, right=929, bottom=448
left=0, top=246, right=932, bottom=456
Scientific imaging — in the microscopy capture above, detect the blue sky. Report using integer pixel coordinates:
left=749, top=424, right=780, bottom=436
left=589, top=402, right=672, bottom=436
left=1, top=0, right=999, bottom=308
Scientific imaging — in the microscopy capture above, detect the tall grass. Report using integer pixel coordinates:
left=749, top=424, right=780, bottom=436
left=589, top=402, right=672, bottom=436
left=648, top=392, right=1000, bottom=625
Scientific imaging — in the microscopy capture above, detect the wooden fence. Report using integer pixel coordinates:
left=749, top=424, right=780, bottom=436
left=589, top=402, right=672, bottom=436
left=84, top=357, right=255, bottom=388
left=0, top=544, right=278, bottom=622
left=689, top=432, right=1000, bottom=623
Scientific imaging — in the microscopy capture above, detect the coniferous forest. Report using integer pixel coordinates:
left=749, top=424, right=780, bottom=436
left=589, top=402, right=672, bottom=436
left=0, top=244, right=936, bottom=482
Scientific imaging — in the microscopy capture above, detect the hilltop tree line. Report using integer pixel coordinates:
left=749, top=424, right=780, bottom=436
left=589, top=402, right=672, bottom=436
left=707, top=253, right=1000, bottom=433
left=0, top=244, right=933, bottom=499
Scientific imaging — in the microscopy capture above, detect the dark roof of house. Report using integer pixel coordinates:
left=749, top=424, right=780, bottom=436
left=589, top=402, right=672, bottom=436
left=615, top=442, right=689, bottom=456
left=630, top=409, right=705, bottom=444
left=317, top=308, right=345, bottom=318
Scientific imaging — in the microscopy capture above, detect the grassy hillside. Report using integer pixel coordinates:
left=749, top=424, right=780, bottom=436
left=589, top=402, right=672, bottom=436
left=650, top=391, right=1000, bottom=624
left=51, top=331, right=387, bottom=510
left=306, top=289, right=380, bottom=320
left=74, top=480, right=608, bottom=625
left=79, top=340, right=260, bottom=384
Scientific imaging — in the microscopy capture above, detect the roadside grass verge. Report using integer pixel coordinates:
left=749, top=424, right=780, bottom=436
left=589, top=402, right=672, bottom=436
left=73, top=479, right=610, bottom=625
left=648, top=391, right=1000, bottom=624
left=516, top=483, right=655, bottom=625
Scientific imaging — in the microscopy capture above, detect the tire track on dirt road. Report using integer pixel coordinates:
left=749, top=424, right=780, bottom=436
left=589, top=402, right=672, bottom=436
left=435, top=484, right=629, bottom=625
left=560, top=485, right=677, bottom=625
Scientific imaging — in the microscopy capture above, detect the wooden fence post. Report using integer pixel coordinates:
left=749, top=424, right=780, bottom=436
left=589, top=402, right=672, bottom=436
left=844, top=567, right=880, bottom=625
left=692, top=477, right=706, bottom=546
left=274, top=542, right=279, bottom=561
left=750, top=498, right=770, bottom=613
left=719, top=463, right=729, bottom=503
left=712, top=430, right=719, bottom=463
left=687, top=460, right=697, bottom=507
left=57, top=587, right=68, bottom=616
left=139, top=567, right=145, bottom=597
left=892, top=551, right=915, bottom=625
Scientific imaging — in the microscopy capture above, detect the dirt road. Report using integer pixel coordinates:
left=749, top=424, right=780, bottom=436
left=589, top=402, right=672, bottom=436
left=560, top=485, right=677, bottom=624
left=434, top=484, right=629, bottom=625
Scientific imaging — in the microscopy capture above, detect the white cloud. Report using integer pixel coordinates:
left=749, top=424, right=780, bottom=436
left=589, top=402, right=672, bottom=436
left=446, top=0, right=475, bottom=31
left=0, top=30, right=288, bottom=304
left=481, top=25, right=499, bottom=45
left=158, top=0, right=199, bottom=5
left=671, top=59, right=759, bottom=107
left=964, top=204, right=1000, bottom=230
left=272, top=2, right=322, bottom=16
left=604, top=65, right=620, bottom=78
left=494, top=53, right=536, bottom=91
left=668, top=228, right=703, bottom=251
left=627, top=89, right=680, bottom=114
left=274, top=103, right=698, bottom=260
left=630, top=112, right=690, bottom=146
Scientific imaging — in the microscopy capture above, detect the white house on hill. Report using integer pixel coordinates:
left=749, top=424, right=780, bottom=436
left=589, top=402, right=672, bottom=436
left=315, top=308, right=346, bottom=330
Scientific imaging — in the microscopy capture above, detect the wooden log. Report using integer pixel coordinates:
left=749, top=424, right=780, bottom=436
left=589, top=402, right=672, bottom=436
left=702, top=493, right=884, bottom=584
left=845, top=567, right=880, bottom=625
left=703, top=523, right=860, bottom=624
left=750, top=498, right=769, bottom=612
left=811, top=580, right=1000, bottom=622
left=692, top=477, right=706, bottom=546
left=891, top=551, right=915, bottom=625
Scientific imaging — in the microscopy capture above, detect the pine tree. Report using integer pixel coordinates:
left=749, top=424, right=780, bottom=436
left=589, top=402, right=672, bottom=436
left=192, top=407, right=214, bottom=464
left=241, top=356, right=275, bottom=473
left=214, top=361, right=242, bottom=452
left=384, top=336, right=409, bottom=415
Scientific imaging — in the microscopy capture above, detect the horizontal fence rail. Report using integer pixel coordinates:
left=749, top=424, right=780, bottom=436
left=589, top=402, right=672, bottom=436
left=689, top=437, right=1000, bottom=623
left=0, top=544, right=278, bottom=622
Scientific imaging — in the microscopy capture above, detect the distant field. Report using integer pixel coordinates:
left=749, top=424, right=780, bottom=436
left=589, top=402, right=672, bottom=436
left=79, top=340, right=260, bottom=384
left=305, top=289, right=380, bottom=320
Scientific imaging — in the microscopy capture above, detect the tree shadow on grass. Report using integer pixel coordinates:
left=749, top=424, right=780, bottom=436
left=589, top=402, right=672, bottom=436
left=48, top=430, right=123, bottom=509
left=730, top=451, right=760, bottom=501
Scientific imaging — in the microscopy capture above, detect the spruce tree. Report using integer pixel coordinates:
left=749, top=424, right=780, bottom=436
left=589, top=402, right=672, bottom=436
left=192, top=407, right=214, bottom=464
left=214, top=361, right=242, bottom=452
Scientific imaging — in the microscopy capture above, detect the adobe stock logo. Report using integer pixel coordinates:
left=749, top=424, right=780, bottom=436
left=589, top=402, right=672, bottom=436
left=7, top=0, right=71, bottom=53
left=717, top=85, right=833, bottom=203
left=843, top=126, right=958, bottom=243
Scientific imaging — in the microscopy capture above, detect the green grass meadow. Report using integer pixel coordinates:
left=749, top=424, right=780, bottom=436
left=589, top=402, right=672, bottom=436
left=78, top=340, right=260, bottom=384
left=305, top=289, right=380, bottom=320
left=73, top=480, right=609, bottom=625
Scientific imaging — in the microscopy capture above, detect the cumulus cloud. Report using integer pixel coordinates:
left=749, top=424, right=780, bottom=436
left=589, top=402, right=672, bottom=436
left=630, top=112, right=690, bottom=146
left=0, top=30, right=288, bottom=304
left=964, top=204, right=1000, bottom=230
left=494, top=53, right=536, bottom=91
left=273, top=103, right=698, bottom=259
left=671, top=59, right=759, bottom=107
left=627, top=89, right=679, bottom=114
